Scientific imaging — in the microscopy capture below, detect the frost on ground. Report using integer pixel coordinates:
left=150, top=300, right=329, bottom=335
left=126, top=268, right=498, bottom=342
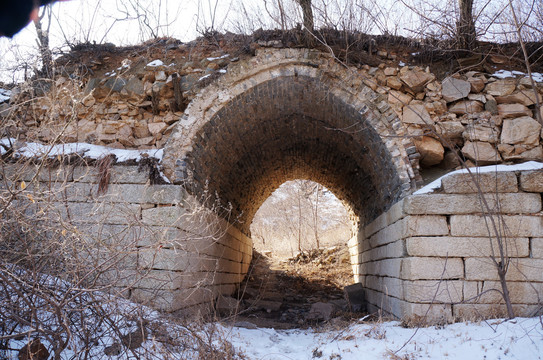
left=227, top=317, right=543, bottom=360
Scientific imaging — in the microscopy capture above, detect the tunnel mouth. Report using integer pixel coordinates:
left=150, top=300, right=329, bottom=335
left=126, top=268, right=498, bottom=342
left=181, top=75, right=405, bottom=236
left=216, top=179, right=358, bottom=328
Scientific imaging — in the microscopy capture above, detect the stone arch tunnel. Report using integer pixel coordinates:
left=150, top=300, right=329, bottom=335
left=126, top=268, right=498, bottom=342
left=162, top=49, right=422, bottom=236
left=16, top=48, right=543, bottom=321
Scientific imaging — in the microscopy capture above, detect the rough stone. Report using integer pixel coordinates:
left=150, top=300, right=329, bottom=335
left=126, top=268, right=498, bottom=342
left=501, top=117, right=541, bottom=146
left=437, top=121, right=465, bottom=139
left=400, top=70, right=434, bottom=92
left=498, top=103, right=532, bottom=118
left=388, top=90, right=412, bottom=105
left=496, top=90, right=541, bottom=106
left=463, top=124, right=499, bottom=143
left=468, top=76, right=486, bottom=93
left=344, top=283, right=366, bottom=312
left=449, top=100, right=484, bottom=115
left=461, top=141, right=502, bottom=165
left=307, top=302, right=337, bottom=321
left=441, top=77, right=470, bottom=102
left=414, top=136, right=444, bottom=166
left=402, top=103, right=432, bottom=124
left=485, top=79, right=517, bottom=96
left=499, top=144, right=543, bottom=161
left=387, top=77, right=403, bottom=90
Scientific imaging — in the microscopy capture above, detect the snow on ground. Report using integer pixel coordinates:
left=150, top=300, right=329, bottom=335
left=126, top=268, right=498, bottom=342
left=492, top=70, right=543, bottom=82
left=226, top=317, right=543, bottom=360
left=414, top=161, right=543, bottom=194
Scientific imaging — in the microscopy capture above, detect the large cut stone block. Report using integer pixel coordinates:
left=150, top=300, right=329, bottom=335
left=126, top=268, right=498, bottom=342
left=442, top=172, right=518, bottom=193
left=465, top=257, right=543, bottom=281
left=520, top=170, right=543, bottom=192
left=403, top=280, right=463, bottom=303
left=406, top=236, right=529, bottom=258
left=401, top=257, right=464, bottom=280
left=450, top=215, right=543, bottom=237
left=73, top=165, right=150, bottom=184
left=403, top=193, right=541, bottom=214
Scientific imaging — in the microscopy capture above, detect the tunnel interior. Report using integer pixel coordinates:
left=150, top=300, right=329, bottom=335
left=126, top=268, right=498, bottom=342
left=182, top=75, right=405, bottom=236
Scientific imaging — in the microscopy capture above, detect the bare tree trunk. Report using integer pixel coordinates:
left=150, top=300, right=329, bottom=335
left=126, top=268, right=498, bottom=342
left=296, top=0, right=314, bottom=46
left=314, top=183, right=320, bottom=249
left=34, top=5, right=54, bottom=78
left=457, top=0, right=477, bottom=50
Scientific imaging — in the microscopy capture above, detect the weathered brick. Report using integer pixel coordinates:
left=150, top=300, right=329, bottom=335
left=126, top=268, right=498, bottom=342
left=453, top=303, right=538, bottom=319
left=404, top=193, right=540, bottom=215
left=406, top=236, right=529, bottom=258
left=365, top=275, right=403, bottom=298
left=442, top=172, right=518, bottom=193
left=401, top=257, right=464, bottom=280
left=520, top=170, right=543, bottom=192
left=450, top=215, right=543, bottom=237
left=463, top=280, right=543, bottom=304
left=138, top=248, right=191, bottom=271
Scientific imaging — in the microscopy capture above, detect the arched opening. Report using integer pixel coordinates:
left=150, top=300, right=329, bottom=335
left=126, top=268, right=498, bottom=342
left=162, top=51, right=421, bottom=316
left=238, top=180, right=355, bottom=326
left=251, top=180, right=352, bottom=258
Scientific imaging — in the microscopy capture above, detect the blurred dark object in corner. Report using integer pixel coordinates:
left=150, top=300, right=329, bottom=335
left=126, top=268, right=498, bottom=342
left=0, top=0, right=59, bottom=38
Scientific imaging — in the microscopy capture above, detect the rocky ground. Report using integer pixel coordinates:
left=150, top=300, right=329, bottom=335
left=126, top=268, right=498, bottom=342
left=217, top=246, right=367, bottom=329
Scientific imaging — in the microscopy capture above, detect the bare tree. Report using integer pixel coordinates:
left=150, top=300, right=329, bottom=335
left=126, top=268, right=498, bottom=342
left=457, top=0, right=477, bottom=49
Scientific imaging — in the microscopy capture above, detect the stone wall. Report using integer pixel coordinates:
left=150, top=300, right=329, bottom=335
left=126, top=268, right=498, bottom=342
left=3, top=47, right=542, bottom=170
left=1, top=161, right=251, bottom=314
left=351, top=167, right=543, bottom=321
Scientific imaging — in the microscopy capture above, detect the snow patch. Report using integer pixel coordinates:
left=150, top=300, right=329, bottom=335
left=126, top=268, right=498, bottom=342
left=147, top=59, right=164, bottom=67
left=414, top=161, right=543, bottom=194
left=492, top=70, right=543, bottom=82
left=199, top=73, right=212, bottom=81
left=0, top=88, right=11, bottom=102
left=226, top=317, right=543, bottom=360
left=207, top=54, right=229, bottom=61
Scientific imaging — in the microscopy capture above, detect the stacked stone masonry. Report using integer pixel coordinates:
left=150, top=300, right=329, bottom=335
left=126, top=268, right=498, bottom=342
left=350, top=168, right=543, bottom=321
left=1, top=162, right=251, bottom=314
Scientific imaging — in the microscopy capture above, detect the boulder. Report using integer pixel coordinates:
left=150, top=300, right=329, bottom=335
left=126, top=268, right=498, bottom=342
left=307, top=302, right=337, bottom=321
left=442, top=77, right=471, bottom=102
left=449, top=100, right=484, bottom=115
left=344, top=283, right=366, bottom=312
left=501, top=116, right=541, bottom=146
left=485, top=79, right=517, bottom=96
left=414, top=136, right=445, bottom=166
left=402, top=103, right=433, bottom=124
left=461, top=141, right=502, bottom=165
left=497, top=103, right=532, bottom=118
left=462, top=124, right=499, bottom=143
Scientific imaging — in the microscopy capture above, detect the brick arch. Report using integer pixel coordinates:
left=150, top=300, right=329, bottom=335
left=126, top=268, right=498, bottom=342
left=162, top=49, right=421, bottom=234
